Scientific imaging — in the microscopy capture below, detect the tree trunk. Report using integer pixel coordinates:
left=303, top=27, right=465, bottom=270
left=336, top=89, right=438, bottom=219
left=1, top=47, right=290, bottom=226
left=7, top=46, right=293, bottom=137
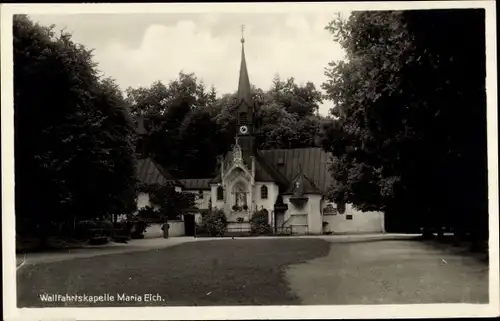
left=421, top=208, right=434, bottom=239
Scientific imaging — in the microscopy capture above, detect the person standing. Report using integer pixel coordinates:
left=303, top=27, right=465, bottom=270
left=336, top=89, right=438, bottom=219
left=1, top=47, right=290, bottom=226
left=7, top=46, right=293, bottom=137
left=162, top=220, right=170, bottom=239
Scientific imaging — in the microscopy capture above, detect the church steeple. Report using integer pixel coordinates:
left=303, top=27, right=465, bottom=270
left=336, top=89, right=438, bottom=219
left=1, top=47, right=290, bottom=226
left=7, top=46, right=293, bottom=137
left=237, top=27, right=253, bottom=110
left=234, top=26, right=257, bottom=158
left=236, top=25, right=255, bottom=136
left=136, top=113, right=148, bottom=159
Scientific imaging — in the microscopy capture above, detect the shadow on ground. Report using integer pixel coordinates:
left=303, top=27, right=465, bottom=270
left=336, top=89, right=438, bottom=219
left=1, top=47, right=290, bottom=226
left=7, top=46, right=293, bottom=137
left=17, top=238, right=330, bottom=307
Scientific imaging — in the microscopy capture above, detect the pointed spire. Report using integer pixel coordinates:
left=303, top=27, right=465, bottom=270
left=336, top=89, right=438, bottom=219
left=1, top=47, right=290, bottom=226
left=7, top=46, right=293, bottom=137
left=136, top=112, right=147, bottom=135
left=237, top=25, right=253, bottom=107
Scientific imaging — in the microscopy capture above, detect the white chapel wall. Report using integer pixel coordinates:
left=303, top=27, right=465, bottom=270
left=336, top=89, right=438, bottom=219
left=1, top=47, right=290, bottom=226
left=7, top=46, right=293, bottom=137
left=252, top=182, right=279, bottom=223
left=137, top=192, right=160, bottom=211
left=282, top=195, right=309, bottom=234
left=323, top=204, right=385, bottom=234
left=306, top=194, right=323, bottom=234
left=137, top=192, right=150, bottom=209
left=184, top=190, right=211, bottom=210
left=211, top=184, right=227, bottom=210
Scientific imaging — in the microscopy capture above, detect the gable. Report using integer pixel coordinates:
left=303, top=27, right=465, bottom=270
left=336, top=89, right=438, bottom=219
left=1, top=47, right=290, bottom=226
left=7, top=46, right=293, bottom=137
left=209, top=149, right=289, bottom=187
left=283, top=171, right=323, bottom=195
left=209, top=147, right=334, bottom=195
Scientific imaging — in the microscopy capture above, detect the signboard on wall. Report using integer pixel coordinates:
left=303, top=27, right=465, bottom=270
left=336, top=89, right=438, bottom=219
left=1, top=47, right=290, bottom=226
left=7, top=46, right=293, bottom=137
left=323, top=204, right=338, bottom=215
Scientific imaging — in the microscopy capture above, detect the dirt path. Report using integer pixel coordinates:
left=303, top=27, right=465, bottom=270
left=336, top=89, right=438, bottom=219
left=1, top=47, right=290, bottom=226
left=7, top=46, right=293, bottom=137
left=286, top=238, right=489, bottom=304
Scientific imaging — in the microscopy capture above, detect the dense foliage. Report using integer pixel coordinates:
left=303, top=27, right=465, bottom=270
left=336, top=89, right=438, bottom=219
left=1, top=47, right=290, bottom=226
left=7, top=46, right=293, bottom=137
left=148, top=183, right=196, bottom=220
left=16, top=11, right=488, bottom=248
left=14, top=15, right=137, bottom=241
left=198, top=209, right=228, bottom=237
left=250, top=210, right=272, bottom=235
left=320, top=10, right=488, bottom=241
left=126, top=74, right=326, bottom=179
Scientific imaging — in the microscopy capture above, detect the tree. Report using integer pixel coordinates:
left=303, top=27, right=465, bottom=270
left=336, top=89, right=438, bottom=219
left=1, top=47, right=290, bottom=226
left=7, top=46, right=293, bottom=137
left=14, top=15, right=137, bottom=241
left=125, top=71, right=327, bottom=179
left=268, top=75, right=324, bottom=117
left=175, top=107, right=227, bottom=178
left=320, top=10, right=487, bottom=242
left=148, top=183, right=196, bottom=220
left=126, top=73, right=227, bottom=177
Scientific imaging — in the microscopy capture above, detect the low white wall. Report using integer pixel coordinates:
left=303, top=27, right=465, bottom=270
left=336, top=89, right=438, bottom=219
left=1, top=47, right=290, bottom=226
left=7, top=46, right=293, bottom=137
left=323, top=205, right=384, bottom=234
left=143, top=221, right=185, bottom=238
left=144, top=223, right=163, bottom=239
left=168, top=220, right=185, bottom=237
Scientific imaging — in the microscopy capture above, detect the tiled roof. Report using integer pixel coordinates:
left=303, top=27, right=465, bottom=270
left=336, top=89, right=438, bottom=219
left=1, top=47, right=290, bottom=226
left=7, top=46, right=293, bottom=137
left=260, top=148, right=333, bottom=194
left=178, top=179, right=212, bottom=190
left=137, top=158, right=183, bottom=187
left=209, top=147, right=333, bottom=195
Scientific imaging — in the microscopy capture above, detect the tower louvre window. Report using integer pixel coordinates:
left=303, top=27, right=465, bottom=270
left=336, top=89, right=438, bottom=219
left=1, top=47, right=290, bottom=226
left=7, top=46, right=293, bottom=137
left=239, top=112, right=248, bottom=124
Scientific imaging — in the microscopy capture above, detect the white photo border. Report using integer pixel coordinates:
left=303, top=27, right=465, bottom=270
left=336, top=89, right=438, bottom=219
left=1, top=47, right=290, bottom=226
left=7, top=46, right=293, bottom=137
left=2, top=2, right=498, bottom=320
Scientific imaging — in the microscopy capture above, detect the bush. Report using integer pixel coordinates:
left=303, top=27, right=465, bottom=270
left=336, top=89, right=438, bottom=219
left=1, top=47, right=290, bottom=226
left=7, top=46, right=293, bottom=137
left=74, top=219, right=113, bottom=244
left=137, top=206, right=162, bottom=221
left=75, top=220, right=97, bottom=239
left=95, top=220, right=113, bottom=236
left=200, top=209, right=228, bottom=236
left=250, top=210, right=272, bottom=235
left=127, top=216, right=149, bottom=239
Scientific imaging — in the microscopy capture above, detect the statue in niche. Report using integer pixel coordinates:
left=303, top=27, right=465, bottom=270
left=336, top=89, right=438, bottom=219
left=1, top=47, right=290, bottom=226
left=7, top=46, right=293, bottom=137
left=234, top=183, right=247, bottom=208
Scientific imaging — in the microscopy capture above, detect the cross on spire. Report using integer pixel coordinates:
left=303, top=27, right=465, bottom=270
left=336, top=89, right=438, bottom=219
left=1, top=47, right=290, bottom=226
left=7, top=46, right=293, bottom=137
left=241, top=25, right=245, bottom=44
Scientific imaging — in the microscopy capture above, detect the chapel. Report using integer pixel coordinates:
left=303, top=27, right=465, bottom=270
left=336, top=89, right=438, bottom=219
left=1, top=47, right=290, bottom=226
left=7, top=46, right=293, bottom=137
left=135, top=33, right=385, bottom=235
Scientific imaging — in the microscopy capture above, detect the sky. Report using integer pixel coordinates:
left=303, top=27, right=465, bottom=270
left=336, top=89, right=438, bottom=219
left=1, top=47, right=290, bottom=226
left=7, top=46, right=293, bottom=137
left=30, top=12, right=349, bottom=115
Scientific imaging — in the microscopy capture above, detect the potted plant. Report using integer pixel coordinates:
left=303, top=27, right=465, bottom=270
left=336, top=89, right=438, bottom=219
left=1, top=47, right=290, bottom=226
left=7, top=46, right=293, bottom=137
left=232, top=205, right=238, bottom=211
left=242, top=204, right=249, bottom=211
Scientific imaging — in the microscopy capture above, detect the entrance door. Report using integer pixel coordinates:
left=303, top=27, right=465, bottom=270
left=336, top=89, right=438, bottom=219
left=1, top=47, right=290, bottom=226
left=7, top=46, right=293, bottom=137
left=184, top=214, right=195, bottom=236
left=275, top=211, right=285, bottom=233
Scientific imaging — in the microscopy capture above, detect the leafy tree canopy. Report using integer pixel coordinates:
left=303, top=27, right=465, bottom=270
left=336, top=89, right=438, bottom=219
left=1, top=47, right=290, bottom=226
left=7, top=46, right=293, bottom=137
left=320, top=10, right=487, bottom=237
left=14, top=15, right=137, bottom=236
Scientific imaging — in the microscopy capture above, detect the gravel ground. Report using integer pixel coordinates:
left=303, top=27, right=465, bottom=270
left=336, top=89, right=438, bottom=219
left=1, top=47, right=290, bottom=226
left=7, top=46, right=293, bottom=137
left=17, top=236, right=489, bottom=307
left=286, top=238, right=489, bottom=304
left=17, top=238, right=330, bottom=307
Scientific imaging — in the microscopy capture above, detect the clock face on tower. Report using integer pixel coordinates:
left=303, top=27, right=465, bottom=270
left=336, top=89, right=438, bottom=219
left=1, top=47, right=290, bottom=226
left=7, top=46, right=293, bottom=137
left=239, top=125, right=249, bottom=135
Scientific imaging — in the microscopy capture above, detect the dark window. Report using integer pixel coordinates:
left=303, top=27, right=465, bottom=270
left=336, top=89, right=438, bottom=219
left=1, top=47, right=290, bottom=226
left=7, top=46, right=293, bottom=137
left=261, top=185, right=268, bottom=199
left=346, top=214, right=353, bottom=220
left=216, top=186, right=224, bottom=201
